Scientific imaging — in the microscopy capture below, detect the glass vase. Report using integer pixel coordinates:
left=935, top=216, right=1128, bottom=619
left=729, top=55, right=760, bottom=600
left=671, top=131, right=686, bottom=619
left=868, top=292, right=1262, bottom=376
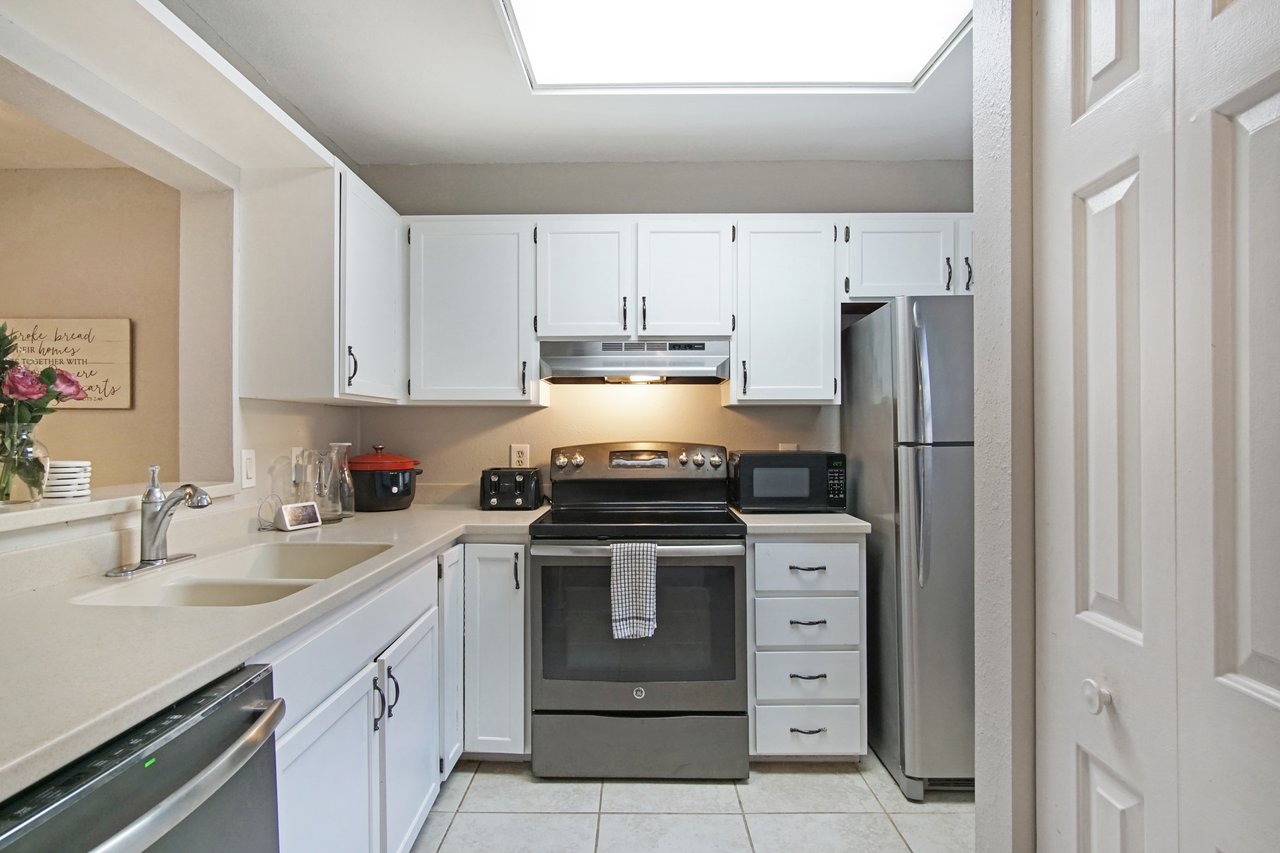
left=0, top=423, right=49, bottom=505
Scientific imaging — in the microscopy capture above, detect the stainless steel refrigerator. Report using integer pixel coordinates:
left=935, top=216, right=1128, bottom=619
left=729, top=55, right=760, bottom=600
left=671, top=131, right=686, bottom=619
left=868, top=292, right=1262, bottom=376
left=841, top=296, right=975, bottom=801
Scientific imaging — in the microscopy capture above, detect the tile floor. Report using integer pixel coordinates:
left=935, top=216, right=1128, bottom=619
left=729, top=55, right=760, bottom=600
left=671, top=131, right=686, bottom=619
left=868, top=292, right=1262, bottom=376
left=411, top=751, right=975, bottom=853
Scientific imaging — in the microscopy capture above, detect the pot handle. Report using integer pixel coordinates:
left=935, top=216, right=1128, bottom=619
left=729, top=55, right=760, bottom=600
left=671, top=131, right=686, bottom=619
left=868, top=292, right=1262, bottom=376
left=411, top=468, right=423, bottom=476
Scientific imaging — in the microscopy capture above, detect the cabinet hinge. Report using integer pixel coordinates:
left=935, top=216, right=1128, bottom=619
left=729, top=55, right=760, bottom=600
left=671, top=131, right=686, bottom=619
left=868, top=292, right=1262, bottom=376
left=731, top=224, right=736, bottom=242
left=533, top=314, right=538, bottom=333
left=731, top=313, right=736, bottom=332
left=439, top=757, right=445, bottom=773
left=533, top=225, right=537, bottom=244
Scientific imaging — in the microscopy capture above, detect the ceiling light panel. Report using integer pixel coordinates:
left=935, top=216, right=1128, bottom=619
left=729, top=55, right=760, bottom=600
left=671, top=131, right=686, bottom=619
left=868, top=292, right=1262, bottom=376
left=503, top=0, right=972, bottom=89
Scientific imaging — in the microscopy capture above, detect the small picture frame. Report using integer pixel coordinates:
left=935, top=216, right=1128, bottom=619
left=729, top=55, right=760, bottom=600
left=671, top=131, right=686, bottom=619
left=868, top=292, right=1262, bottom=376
left=274, top=501, right=322, bottom=531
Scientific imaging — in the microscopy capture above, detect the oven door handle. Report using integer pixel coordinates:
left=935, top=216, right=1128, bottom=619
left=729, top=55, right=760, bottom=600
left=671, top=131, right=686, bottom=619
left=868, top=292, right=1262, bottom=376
left=529, top=544, right=746, bottom=558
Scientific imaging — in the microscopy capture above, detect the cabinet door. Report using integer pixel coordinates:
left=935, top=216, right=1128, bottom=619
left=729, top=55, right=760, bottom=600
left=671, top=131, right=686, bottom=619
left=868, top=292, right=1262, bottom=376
left=381, top=607, right=441, bottom=853
left=276, top=661, right=381, bottom=853
left=438, top=544, right=465, bottom=777
left=536, top=217, right=635, bottom=337
left=733, top=218, right=838, bottom=404
left=846, top=216, right=959, bottom=298
left=408, top=220, right=540, bottom=402
left=956, top=215, right=973, bottom=294
left=464, top=544, right=526, bottom=754
left=637, top=219, right=734, bottom=337
left=341, top=169, right=406, bottom=400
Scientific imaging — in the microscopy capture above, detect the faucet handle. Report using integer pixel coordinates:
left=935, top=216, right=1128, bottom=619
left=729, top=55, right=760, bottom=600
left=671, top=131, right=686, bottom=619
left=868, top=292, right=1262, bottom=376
left=143, top=465, right=165, bottom=503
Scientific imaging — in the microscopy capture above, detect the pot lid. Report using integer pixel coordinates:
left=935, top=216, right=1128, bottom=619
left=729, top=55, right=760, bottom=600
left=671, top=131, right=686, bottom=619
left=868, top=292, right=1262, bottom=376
left=350, top=445, right=420, bottom=471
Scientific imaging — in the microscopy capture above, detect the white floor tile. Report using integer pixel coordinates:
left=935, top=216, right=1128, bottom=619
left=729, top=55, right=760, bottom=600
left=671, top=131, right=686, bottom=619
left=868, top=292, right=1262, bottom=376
left=459, top=762, right=601, bottom=813
left=432, top=761, right=479, bottom=814
left=597, top=813, right=753, bottom=853
left=410, top=811, right=453, bottom=853
left=601, top=780, right=742, bottom=814
left=736, top=763, right=881, bottom=814
left=437, top=813, right=598, bottom=853
left=746, top=813, right=911, bottom=853
left=889, top=813, right=976, bottom=853
left=861, top=753, right=975, bottom=814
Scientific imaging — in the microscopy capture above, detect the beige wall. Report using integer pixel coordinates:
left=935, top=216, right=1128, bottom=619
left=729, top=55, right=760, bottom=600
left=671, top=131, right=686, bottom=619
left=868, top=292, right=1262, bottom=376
left=360, top=385, right=838, bottom=497
left=362, top=160, right=973, bottom=215
left=0, top=168, right=179, bottom=487
left=240, top=399, right=360, bottom=501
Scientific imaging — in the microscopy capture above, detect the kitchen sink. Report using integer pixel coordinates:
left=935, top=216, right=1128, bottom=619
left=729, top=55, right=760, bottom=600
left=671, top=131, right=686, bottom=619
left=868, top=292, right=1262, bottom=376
left=75, top=542, right=394, bottom=608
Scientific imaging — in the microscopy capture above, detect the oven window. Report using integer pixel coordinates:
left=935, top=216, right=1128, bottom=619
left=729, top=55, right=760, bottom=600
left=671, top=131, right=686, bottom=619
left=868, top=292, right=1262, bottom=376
left=540, top=565, right=737, bottom=683
left=752, top=467, right=810, bottom=498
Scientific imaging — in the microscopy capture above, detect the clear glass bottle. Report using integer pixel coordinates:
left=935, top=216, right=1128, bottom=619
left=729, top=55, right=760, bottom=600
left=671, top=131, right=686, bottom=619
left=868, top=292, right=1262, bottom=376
left=330, top=442, right=356, bottom=517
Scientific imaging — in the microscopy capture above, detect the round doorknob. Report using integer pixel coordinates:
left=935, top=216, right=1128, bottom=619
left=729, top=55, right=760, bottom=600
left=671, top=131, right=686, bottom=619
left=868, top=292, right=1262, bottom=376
left=1082, top=678, right=1113, bottom=715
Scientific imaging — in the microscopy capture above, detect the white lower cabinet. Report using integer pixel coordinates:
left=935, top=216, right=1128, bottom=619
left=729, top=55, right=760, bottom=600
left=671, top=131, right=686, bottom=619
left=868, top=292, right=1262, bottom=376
left=464, top=544, right=526, bottom=755
left=252, top=562, right=446, bottom=853
left=750, top=537, right=867, bottom=757
left=438, top=544, right=465, bottom=776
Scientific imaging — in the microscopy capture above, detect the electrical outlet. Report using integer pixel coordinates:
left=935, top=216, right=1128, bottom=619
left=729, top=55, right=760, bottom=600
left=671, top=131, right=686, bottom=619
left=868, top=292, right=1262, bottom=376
left=241, top=449, right=257, bottom=488
left=778, top=442, right=798, bottom=452
left=510, top=444, right=530, bottom=468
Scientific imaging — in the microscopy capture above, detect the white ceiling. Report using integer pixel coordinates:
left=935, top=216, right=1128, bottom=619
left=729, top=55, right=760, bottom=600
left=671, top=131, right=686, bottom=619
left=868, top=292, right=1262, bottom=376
left=0, top=100, right=125, bottom=169
left=163, top=0, right=973, bottom=167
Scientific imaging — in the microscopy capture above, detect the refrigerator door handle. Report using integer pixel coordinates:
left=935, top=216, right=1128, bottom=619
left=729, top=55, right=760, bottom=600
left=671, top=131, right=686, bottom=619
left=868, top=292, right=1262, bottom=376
left=912, top=301, right=935, bottom=444
left=917, top=449, right=931, bottom=589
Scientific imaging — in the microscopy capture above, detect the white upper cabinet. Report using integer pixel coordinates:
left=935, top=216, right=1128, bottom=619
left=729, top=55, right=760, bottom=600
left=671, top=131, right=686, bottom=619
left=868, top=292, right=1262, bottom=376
left=636, top=219, right=735, bottom=337
left=842, top=215, right=968, bottom=299
left=341, top=170, right=406, bottom=400
left=407, top=219, right=544, bottom=404
left=240, top=165, right=405, bottom=404
left=729, top=218, right=839, bottom=405
left=536, top=217, right=636, bottom=337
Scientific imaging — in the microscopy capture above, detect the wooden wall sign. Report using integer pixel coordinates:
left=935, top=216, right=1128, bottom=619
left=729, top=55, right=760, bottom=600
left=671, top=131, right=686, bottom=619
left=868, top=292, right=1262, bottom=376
left=2, top=318, right=132, bottom=409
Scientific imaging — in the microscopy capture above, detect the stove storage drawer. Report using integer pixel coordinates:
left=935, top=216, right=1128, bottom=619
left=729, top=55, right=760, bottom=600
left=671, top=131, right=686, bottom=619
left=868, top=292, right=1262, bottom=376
left=754, top=597, right=861, bottom=648
left=755, top=705, right=864, bottom=756
left=754, top=542, right=859, bottom=593
left=755, top=650, right=862, bottom=702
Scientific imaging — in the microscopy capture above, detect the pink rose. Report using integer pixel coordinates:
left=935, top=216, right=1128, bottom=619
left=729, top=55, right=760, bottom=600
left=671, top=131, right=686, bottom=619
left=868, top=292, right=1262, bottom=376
left=2, top=366, right=46, bottom=402
left=51, top=369, right=87, bottom=401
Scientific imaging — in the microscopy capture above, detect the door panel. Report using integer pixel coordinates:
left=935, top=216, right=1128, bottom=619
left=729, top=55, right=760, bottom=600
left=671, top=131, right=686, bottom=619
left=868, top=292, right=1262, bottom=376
left=637, top=219, right=734, bottom=337
left=439, top=544, right=465, bottom=777
left=536, top=218, right=634, bottom=337
left=464, top=545, right=526, bottom=754
left=897, top=445, right=974, bottom=779
left=1033, top=0, right=1178, bottom=849
left=381, top=608, right=440, bottom=853
left=847, top=217, right=958, bottom=297
left=341, top=170, right=404, bottom=401
left=1175, top=1, right=1280, bottom=849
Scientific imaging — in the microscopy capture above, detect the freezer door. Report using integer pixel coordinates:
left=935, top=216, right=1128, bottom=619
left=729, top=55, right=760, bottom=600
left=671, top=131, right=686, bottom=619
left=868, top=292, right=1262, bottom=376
left=894, top=296, right=974, bottom=444
left=897, top=444, right=975, bottom=780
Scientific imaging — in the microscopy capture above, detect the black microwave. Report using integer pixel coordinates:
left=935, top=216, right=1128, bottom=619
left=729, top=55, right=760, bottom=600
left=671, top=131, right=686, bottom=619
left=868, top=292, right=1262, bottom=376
left=728, top=451, right=847, bottom=513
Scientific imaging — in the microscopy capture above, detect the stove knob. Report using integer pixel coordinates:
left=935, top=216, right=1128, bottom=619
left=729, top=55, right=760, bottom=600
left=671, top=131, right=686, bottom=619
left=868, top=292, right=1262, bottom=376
left=514, top=497, right=524, bottom=506
left=515, top=474, right=524, bottom=482
left=571, top=452, right=585, bottom=468
left=554, top=453, right=569, bottom=469
left=489, top=497, right=498, bottom=506
left=490, top=473, right=499, bottom=481
left=692, top=452, right=706, bottom=468
left=679, top=452, right=689, bottom=466
left=709, top=453, right=723, bottom=469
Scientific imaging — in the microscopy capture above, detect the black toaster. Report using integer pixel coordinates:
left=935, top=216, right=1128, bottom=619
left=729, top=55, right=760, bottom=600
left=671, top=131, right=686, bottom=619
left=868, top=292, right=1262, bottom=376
left=480, top=467, right=543, bottom=510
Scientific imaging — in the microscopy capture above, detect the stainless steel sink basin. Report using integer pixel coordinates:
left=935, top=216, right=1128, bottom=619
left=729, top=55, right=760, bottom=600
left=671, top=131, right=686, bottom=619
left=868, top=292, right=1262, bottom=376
left=75, top=542, right=394, bottom=608
left=80, top=578, right=315, bottom=608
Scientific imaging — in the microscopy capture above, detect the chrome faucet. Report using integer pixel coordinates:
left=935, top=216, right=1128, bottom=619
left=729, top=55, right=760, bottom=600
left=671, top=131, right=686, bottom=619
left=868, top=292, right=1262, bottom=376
left=107, top=466, right=212, bottom=578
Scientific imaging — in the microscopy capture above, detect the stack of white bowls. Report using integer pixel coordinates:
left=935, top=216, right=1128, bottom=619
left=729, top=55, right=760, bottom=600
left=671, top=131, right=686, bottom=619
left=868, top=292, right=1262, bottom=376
left=44, top=460, right=92, bottom=499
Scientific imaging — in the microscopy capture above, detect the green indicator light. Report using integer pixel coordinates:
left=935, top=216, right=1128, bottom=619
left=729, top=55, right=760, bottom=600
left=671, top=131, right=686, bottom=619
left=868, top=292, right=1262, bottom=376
left=144, top=758, right=156, bottom=768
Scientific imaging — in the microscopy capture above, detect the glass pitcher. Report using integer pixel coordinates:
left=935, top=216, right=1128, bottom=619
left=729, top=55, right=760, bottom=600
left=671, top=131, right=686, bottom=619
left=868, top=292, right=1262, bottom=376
left=330, top=442, right=355, bottom=517
left=298, top=448, right=344, bottom=524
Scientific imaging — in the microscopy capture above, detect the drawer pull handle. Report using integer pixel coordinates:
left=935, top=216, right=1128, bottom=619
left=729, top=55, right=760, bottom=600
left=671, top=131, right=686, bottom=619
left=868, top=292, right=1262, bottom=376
left=789, top=727, right=828, bottom=735
left=789, top=565, right=827, bottom=572
left=789, top=673, right=828, bottom=680
left=789, top=619, right=828, bottom=626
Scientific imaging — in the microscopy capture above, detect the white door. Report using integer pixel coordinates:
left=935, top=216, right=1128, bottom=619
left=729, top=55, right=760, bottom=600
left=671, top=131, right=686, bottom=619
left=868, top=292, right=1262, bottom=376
left=636, top=218, right=734, bottom=337
left=276, top=661, right=381, bottom=853
left=1174, top=2, right=1280, bottom=849
left=438, top=544, right=465, bottom=776
left=464, top=544, right=526, bottom=754
left=380, top=607, right=441, bottom=853
left=408, top=220, right=539, bottom=403
left=732, top=218, right=838, bottom=404
left=956, top=215, right=973, bottom=294
left=1033, top=1, right=1179, bottom=850
left=535, top=217, right=635, bottom=337
left=340, top=169, right=405, bottom=401
left=845, top=216, right=958, bottom=298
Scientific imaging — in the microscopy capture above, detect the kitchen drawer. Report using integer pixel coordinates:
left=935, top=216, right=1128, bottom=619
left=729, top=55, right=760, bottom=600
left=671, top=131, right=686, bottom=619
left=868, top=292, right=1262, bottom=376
left=755, top=650, right=862, bottom=703
left=755, top=597, right=861, bottom=648
left=754, top=543, right=859, bottom=593
left=755, top=705, right=864, bottom=756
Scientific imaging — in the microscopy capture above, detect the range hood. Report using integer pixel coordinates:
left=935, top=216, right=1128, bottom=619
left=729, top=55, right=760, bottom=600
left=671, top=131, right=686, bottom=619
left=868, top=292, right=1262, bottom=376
left=539, top=340, right=730, bottom=383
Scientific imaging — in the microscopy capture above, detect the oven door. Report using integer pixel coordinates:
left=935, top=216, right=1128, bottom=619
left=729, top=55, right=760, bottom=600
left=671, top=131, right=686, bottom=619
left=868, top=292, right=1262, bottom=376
left=529, top=542, right=747, bottom=714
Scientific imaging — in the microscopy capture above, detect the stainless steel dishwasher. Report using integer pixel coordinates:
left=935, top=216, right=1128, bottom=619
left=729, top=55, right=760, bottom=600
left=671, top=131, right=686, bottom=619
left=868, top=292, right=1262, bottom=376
left=0, top=664, right=283, bottom=852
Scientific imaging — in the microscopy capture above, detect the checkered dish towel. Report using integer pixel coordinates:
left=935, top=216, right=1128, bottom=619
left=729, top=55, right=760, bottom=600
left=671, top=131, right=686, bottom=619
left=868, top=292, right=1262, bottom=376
left=610, top=542, right=657, bottom=639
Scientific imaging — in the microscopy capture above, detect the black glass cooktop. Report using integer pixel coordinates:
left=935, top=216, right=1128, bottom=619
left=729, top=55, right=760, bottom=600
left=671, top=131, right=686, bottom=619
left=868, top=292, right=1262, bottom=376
left=529, top=507, right=746, bottom=541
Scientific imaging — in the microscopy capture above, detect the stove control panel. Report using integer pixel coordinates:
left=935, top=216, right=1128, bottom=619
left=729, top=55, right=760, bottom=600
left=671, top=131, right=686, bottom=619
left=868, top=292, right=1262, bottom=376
left=547, top=442, right=729, bottom=480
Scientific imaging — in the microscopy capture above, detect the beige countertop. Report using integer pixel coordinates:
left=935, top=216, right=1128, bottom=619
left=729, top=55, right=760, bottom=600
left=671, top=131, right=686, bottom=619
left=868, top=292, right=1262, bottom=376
left=0, top=502, right=868, bottom=802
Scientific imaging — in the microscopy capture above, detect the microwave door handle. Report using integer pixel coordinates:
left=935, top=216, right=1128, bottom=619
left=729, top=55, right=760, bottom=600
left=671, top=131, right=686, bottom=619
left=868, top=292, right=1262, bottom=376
left=89, top=698, right=285, bottom=853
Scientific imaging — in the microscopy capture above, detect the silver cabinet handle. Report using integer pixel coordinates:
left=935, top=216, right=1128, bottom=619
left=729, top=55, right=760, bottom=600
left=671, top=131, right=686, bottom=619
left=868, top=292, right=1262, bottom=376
left=513, top=551, right=521, bottom=589
left=789, top=727, right=827, bottom=735
left=789, top=673, right=828, bottom=680
left=789, top=564, right=826, bottom=572
left=89, top=698, right=285, bottom=853
left=789, top=619, right=828, bottom=626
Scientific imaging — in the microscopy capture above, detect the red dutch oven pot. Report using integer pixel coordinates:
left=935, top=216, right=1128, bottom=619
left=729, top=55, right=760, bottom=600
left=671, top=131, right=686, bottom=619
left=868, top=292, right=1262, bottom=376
left=349, top=445, right=422, bottom=512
